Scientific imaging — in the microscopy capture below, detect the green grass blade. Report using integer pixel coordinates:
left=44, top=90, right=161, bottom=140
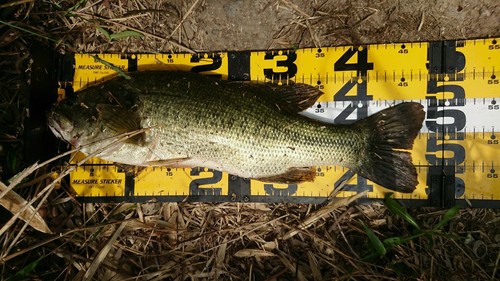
left=383, top=236, right=405, bottom=247
left=384, top=231, right=427, bottom=247
left=0, top=20, right=58, bottom=43
left=384, top=193, right=420, bottom=230
left=110, top=30, right=143, bottom=41
left=96, top=27, right=111, bottom=41
left=91, top=55, right=131, bottom=80
left=7, top=258, right=40, bottom=281
left=433, top=205, right=460, bottom=230
left=362, top=223, right=386, bottom=257
left=66, top=0, right=87, bottom=14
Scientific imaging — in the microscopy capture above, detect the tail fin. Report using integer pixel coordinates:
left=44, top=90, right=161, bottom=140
left=354, top=102, right=425, bottom=193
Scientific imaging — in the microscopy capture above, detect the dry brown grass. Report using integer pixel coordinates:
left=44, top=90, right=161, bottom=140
left=0, top=0, right=499, bottom=280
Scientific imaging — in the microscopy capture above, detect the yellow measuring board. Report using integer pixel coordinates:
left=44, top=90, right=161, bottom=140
left=58, top=38, right=500, bottom=207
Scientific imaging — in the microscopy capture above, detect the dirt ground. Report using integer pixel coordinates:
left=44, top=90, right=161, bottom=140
left=0, top=0, right=500, bottom=280
left=190, top=0, right=499, bottom=50
left=66, top=0, right=500, bottom=53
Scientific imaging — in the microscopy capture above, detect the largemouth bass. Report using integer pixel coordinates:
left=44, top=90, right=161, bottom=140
left=48, top=71, right=425, bottom=193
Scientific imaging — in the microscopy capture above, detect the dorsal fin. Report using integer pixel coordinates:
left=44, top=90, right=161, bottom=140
left=247, top=82, right=323, bottom=113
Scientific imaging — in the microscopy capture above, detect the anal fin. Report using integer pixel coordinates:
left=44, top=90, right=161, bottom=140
left=114, top=163, right=147, bottom=175
left=145, top=157, right=191, bottom=167
left=256, top=167, right=316, bottom=183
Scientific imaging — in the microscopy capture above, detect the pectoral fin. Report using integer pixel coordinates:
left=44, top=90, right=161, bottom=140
left=256, top=167, right=316, bottom=183
left=97, top=104, right=146, bottom=145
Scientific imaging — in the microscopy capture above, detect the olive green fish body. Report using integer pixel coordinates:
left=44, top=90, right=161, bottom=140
left=48, top=71, right=425, bottom=192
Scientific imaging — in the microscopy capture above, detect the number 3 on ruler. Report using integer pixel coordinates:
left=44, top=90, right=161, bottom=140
left=263, top=51, right=298, bottom=81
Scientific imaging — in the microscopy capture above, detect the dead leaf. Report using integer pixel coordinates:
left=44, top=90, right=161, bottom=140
left=282, top=191, right=367, bottom=240
left=79, top=217, right=130, bottom=281
left=0, top=181, right=52, bottom=234
left=216, top=237, right=228, bottom=267
left=234, top=249, right=275, bottom=258
left=263, top=240, right=278, bottom=251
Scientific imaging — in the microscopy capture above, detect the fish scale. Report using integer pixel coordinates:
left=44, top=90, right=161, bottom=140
left=135, top=72, right=361, bottom=177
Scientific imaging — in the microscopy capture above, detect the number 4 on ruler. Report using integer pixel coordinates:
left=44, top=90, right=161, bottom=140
left=334, top=47, right=374, bottom=124
left=334, top=47, right=374, bottom=192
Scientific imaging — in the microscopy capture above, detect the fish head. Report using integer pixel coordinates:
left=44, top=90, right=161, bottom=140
left=48, top=101, right=102, bottom=147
